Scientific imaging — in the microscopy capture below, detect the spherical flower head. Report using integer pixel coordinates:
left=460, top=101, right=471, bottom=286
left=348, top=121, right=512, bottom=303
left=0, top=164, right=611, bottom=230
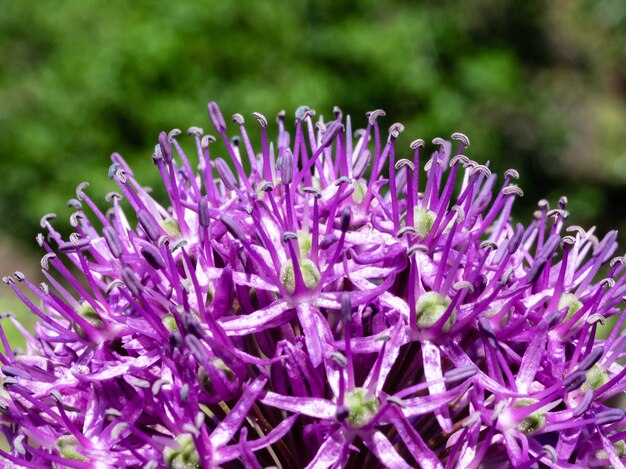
left=1, top=102, right=625, bottom=468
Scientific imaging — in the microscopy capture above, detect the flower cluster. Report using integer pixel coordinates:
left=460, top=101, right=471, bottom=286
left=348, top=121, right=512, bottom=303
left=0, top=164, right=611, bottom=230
left=1, top=102, right=626, bottom=468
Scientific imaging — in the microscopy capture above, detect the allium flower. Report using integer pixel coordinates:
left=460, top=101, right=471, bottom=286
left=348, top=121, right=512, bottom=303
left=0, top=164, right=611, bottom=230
left=1, top=101, right=626, bottom=468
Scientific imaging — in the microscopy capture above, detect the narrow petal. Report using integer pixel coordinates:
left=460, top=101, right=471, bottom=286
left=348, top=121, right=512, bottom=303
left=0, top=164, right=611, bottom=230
left=362, top=430, right=413, bottom=469
left=260, top=392, right=336, bottom=420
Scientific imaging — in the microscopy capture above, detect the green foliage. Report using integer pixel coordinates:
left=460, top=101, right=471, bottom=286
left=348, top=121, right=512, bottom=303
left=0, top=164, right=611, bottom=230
left=0, top=0, right=625, bottom=244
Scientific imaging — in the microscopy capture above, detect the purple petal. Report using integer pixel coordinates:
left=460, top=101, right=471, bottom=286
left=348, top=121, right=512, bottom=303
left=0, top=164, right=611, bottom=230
left=211, top=375, right=268, bottom=448
left=260, top=392, right=336, bottom=420
left=220, top=300, right=292, bottom=335
left=362, top=430, right=413, bottom=469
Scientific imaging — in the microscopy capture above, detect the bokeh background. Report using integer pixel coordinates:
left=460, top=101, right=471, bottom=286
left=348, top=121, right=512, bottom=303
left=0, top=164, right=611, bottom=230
left=1, top=0, right=626, bottom=346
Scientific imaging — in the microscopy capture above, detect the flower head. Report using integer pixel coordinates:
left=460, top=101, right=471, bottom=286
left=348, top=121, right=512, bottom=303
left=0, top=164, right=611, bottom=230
left=1, top=102, right=626, bottom=467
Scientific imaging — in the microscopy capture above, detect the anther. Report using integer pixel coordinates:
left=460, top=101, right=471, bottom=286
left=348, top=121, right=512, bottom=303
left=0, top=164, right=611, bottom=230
left=232, top=113, right=244, bottom=125
left=180, top=384, right=189, bottom=405
left=397, top=226, right=417, bottom=237
left=186, top=127, right=204, bottom=136
left=395, top=159, right=414, bottom=171
left=13, top=435, right=25, bottom=456
left=169, top=239, right=188, bottom=253
left=252, top=112, right=268, bottom=128
left=41, top=253, right=57, bottom=271
left=302, top=187, right=321, bottom=197
left=471, top=165, right=491, bottom=178
left=386, top=396, right=406, bottom=408
left=452, top=281, right=474, bottom=293
left=67, top=198, right=82, bottom=209
left=74, top=181, right=90, bottom=201
left=504, top=169, right=520, bottom=180
left=503, top=186, right=524, bottom=197
left=410, top=139, right=425, bottom=150
left=69, top=233, right=82, bottom=246
left=2, top=276, right=13, bottom=285
left=201, top=135, right=216, bottom=149
left=388, top=123, right=405, bottom=140
left=13, top=271, right=25, bottom=282
left=480, top=241, right=498, bottom=250
left=69, top=212, right=84, bottom=228
left=168, top=129, right=182, bottom=140
left=560, top=236, right=576, bottom=247
left=40, top=213, right=57, bottom=228
left=600, top=278, right=615, bottom=288
left=295, top=106, right=310, bottom=121
left=542, top=446, right=557, bottom=464
left=450, top=205, right=465, bottom=223
left=335, top=176, right=352, bottom=186
left=547, top=209, right=568, bottom=219
left=105, top=192, right=123, bottom=202
left=105, top=280, right=124, bottom=295
left=330, top=352, right=347, bottom=367
left=366, top=109, right=386, bottom=125
left=282, top=232, right=298, bottom=242
left=610, top=256, right=626, bottom=266
left=259, top=181, right=274, bottom=192
left=450, top=155, right=470, bottom=167
left=451, top=132, right=470, bottom=148
left=407, top=245, right=428, bottom=256
left=333, top=106, right=342, bottom=119
left=587, top=314, right=606, bottom=326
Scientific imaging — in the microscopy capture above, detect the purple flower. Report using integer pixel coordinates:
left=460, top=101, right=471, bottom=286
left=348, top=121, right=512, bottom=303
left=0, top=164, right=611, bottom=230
left=1, top=102, right=626, bottom=468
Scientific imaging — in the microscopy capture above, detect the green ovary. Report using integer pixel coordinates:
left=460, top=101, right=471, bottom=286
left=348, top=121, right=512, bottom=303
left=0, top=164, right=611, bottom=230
left=164, top=434, right=200, bottom=469
left=56, top=435, right=88, bottom=462
left=415, top=291, right=455, bottom=332
left=280, top=259, right=321, bottom=294
left=414, top=207, right=437, bottom=237
left=161, top=218, right=181, bottom=238
left=344, top=388, right=380, bottom=428
left=514, top=398, right=546, bottom=435
left=582, top=363, right=610, bottom=391
left=72, top=301, right=105, bottom=338
left=558, top=293, right=583, bottom=322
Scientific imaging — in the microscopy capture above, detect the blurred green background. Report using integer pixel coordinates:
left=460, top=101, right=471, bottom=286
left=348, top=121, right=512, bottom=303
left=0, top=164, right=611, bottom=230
left=1, top=0, right=626, bottom=346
